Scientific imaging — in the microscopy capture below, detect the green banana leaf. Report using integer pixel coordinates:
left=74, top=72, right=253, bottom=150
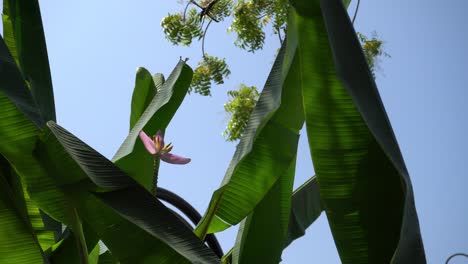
left=229, top=23, right=307, bottom=261
left=284, top=176, right=322, bottom=248
left=221, top=175, right=322, bottom=263
left=231, top=2, right=356, bottom=262
left=20, top=180, right=55, bottom=251
left=0, top=155, right=47, bottom=264
left=0, top=35, right=73, bottom=232
left=0, top=35, right=43, bottom=127
left=2, top=0, right=56, bottom=122
left=41, top=121, right=220, bottom=264
left=291, top=0, right=425, bottom=262
left=195, top=33, right=303, bottom=238
left=232, top=159, right=297, bottom=264
left=2, top=0, right=63, bottom=239
left=129, top=68, right=165, bottom=130
left=113, top=60, right=192, bottom=191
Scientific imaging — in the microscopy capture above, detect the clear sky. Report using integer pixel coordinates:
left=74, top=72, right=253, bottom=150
left=27, top=0, right=468, bottom=263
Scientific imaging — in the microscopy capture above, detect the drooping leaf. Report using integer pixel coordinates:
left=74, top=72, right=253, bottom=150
left=291, top=0, right=426, bottom=262
left=43, top=121, right=220, bottom=264
left=113, top=60, right=192, bottom=191
left=284, top=176, right=322, bottom=249
left=129, top=68, right=165, bottom=130
left=2, top=0, right=56, bottom=122
left=195, top=36, right=304, bottom=237
left=0, top=156, right=47, bottom=264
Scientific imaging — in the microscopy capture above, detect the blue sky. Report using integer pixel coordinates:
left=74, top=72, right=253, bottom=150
left=30, top=0, right=468, bottom=263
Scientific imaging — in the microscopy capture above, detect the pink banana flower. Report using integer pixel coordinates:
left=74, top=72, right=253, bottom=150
left=139, top=130, right=191, bottom=165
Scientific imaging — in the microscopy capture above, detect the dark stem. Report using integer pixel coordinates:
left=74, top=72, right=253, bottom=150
left=201, top=19, right=213, bottom=58
left=156, top=187, right=224, bottom=258
left=446, top=253, right=468, bottom=264
left=352, top=0, right=361, bottom=24
left=152, top=156, right=160, bottom=196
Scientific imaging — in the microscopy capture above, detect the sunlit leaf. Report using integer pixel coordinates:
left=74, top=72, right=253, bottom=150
left=195, top=36, right=304, bottom=237
left=129, top=68, right=164, bottom=130
left=291, top=0, right=426, bottom=262
left=0, top=156, right=47, bottom=264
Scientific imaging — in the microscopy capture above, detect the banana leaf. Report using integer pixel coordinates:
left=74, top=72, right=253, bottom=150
left=284, top=176, right=322, bottom=248
left=2, top=0, right=56, bottom=122
left=0, top=155, right=47, bottom=264
left=113, top=60, right=192, bottom=191
left=290, top=0, right=426, bottom=262
left=129, top=68, right=165, bottom=130
left=195, top=33, right=303, bottom=237
left=232, top=159, right=297, bottom=264
left=0, top=35, right=43, bottom=127
left=41, top=121, right=220, bottom=264
left=221, top=175, right=323, bottom=263
left=0, top=34, right=73, bottom=232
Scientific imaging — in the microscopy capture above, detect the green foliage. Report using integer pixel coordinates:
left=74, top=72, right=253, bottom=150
left=162, top=0, right=389, bottom=142
left=229, top=1, right=266, bottom=52
left=161, top=9, right=203, bottom=46
left=199, top=0, right=233, bottom=22
left=229, top=0, right=288, bottom=51
left=357, top=32, right=389, bottom=76
left=0, top=0, right=427, bottom=263
left=191, top=55, right=231, bottom=96
left=223, top=84, right=259, bottom=141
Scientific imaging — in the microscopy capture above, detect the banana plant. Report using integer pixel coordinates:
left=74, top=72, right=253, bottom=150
left=0, top=0, right=426, bottom=263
